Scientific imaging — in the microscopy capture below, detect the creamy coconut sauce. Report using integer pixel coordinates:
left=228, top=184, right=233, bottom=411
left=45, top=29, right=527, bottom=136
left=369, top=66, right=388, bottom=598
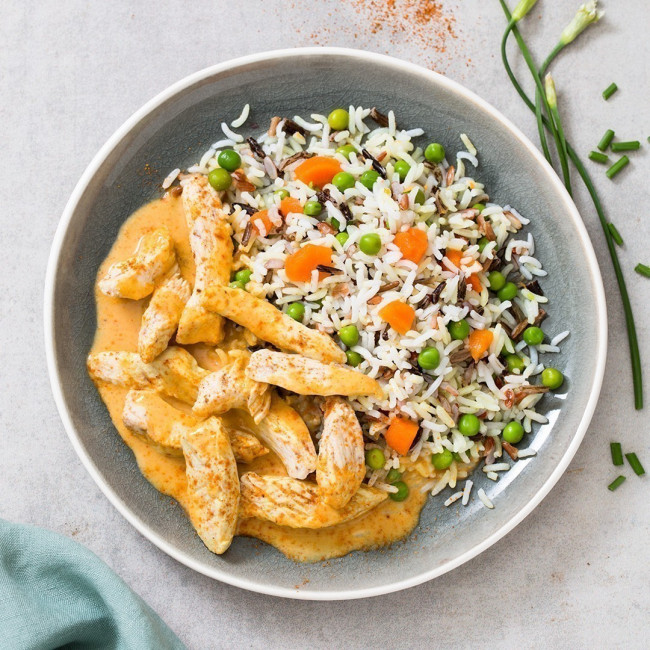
left=89, top=195, right=430, bottom=562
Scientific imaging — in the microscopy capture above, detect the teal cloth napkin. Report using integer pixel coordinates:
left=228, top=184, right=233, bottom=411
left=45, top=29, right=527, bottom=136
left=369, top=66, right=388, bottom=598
left=0, top=519, right=185, bottom=650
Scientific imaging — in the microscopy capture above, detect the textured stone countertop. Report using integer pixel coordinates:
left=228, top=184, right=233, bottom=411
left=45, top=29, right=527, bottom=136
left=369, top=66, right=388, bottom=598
left=1, top=1, right=648, bottom=648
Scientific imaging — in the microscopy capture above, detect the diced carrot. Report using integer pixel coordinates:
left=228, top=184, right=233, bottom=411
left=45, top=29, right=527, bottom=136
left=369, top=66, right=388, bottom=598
left=284, top=244, right=332, bottom=283
left=384, top=417, right=419, bottom=456
left=279, top=197, right=303, bottom=217
left=251, top=209, right=273, bottom=235
left=468, top=329, right=493, bottom=361
left=294, top=156, right=342, bottom=187
left=467, top=273, right=482, bottom=292
left=378, top=300, right=416, bottom=335
left=445, top=248, right=463, bottom=269
left=394, top=228, right=429, bottom=264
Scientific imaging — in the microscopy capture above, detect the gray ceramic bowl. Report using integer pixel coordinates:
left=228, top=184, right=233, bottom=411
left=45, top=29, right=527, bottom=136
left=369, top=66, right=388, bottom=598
left=45, top=48, right=606, bottom=600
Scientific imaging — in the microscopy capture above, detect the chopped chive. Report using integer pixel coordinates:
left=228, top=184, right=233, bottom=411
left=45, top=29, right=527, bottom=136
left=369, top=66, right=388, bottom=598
left=597, top=129, right=615, bottom=151
left=610, top=442, right=624, bottom=466
left=635, top=263, right=650, bottom=278
left=608, top=223, right=624, bottom=246
left=602, top=83, right=618, bottom=100
left=589, top=150, right=609, bottom=163
left=607, top=475, right=626, bottom=491
left=611, top=141, right=641, bottom=152
left=606, top=156, right=629, bottom=179
left=625, top=453, right=645, bottom=476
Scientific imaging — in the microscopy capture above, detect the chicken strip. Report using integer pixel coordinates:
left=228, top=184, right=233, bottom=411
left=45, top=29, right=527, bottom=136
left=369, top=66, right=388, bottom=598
left=193, top=355, right=271, bottom=424
left=316, top=397, right=365, bottom=509
left=98, top=227, right=176, bottom=300
left=198, top=286, right=346, bottom=364
left=239, top=473, right=387, bottom=529
left=182, top=418, right=239, bottom=554
left=246, top=350, right=383, bottom=399
left=254, top=393, right=317, bottom=480
left=122, top=390, right=268, bottom=463
left=138, top=274, right=191, bottom=363
left=176, top=175, right=233, bottom=345
left=87, top=347, right=209, bottom=404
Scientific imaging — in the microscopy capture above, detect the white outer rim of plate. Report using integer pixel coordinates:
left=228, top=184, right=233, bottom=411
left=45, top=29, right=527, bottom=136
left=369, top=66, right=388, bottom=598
left=44, top=47, right=607, bottom=601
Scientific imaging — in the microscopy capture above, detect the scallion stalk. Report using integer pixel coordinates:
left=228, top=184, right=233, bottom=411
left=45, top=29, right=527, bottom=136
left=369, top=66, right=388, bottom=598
left=497, top=0, right=643, bottom=410
left=602, top=82, right=618, bottom=100
left=608, top=475, right=626, bottom=491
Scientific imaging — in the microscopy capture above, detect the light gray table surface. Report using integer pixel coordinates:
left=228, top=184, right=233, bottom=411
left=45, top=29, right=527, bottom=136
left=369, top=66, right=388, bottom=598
left=1, top=1, right=648, bottom=648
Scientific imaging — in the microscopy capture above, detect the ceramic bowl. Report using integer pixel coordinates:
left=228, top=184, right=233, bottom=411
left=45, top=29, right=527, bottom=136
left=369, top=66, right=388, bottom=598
left=45, top=48, right=606, bottom=600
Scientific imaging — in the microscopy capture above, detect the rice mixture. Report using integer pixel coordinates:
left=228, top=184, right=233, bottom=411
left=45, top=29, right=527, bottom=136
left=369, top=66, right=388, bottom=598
left=166, top=104, right=568, bottom=507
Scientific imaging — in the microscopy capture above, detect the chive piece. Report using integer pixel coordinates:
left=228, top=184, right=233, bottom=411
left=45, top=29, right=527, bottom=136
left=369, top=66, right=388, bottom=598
left=608, top=223, right=624, bottom=246
left=611, top=140, right=641, bottom=152
left=625, top=453, right=646, bottom=476
left=606, top=156, right=629, bottom=179
left=610, top=442, right=624, bottom=466
left=635, top=263, right=650, bottom=278
left=589, top=151, right=609, bottom=164
left=607, top=475, right=626, bottom=491
left=602, top=83, right=618, bottom=100
left=597, top=129, right=615, bottom=151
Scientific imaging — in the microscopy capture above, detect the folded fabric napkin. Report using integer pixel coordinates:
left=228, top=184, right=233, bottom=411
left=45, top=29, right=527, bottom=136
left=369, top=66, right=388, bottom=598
left=0, top=519, right=185, bottom=650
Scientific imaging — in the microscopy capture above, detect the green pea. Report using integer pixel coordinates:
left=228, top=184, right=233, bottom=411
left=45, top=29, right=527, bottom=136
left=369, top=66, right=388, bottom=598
left=541, top=367, right=564, bottom=390
left=229, top=280, right=246, bottom=290
left=497, top=282, right=518, bottom=302
left=505, top=354, right=525, bottom=374
left=487, top=270, right=506, bottom=292
left=502, top=421, right=524, bottom=444
left=336, top=144, right=356, bottom=160
left=234, top=269, right=252, bottom=285
left=458, top=413, right=480, bottom=437
left=332, top=171, right=355, bottom=192
left=274, top=188, right=290, bottom=200
left=330, top=217, right=341, bottom=231
left=345, top=350, right=363, bottom=367
left=452, top=452, right=464, bottom=462
left=365, top=448, right=386, bottom=470
left=417, top=346, right=440, bottom=370
left=389, top=481, right=410, bottom=502
left=523, top=326, right=544, bottom=346
left=327, top=108, right=349, bottom=131
left=478, top=236, right=490, bottom=253
left=360, top=170, right=380, bottom=190
left=339, top=324, right=359, bottom=347
left=335, top=232, right=349, bottom=246
left=208, top=167, right=232, bottom=191
left=473, top=203, right=486, bottom=212
left=303, top=201, right=322, bottom=216
left=414, top=189, right=426, bottom=205
left=359, top=233, right=382, bottom=255
left=394, top=160, right=410, bottom=181
left=217, top=149, right=241, bottom=172
left=385, top=468, right=402, bottom=483
left=431, top=449, right=454, bottom=470
left=424, top=142, right=445, bottom=163
left=286, top=302, right=305, bottom=322
left=448, top=319, right=470, bottom=340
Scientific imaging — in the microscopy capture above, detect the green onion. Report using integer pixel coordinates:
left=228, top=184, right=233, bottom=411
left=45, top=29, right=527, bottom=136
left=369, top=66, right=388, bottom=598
left=610, top=442, right=623, bottom=466
left=597, top=129, right=615, bottom=151
left=589, top=151, right=609, bottom=163
left=607, top=475, right=626, bottom=491
left=602, top=82, right=618, bottom=100
left=497, top=0, right=643, bottom=410
left=635, top=263, right=650, bottom=278
left=625, top=453, right=646, bottom=476
left=611, top=140, right=641, bottom=152
left=545, top=73, right=571, bottom=191
left=606, top=156, right=629, bottom=179
left=608, top=223, right=623, bottom=246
